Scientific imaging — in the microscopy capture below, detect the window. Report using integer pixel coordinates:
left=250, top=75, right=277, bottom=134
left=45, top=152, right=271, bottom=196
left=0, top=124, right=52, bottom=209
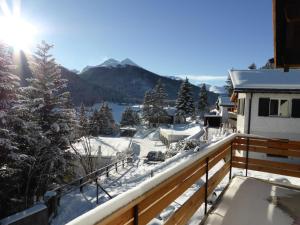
left=292, top=99, right=300, bottom=118
left=258, top=98, right=289, bottom=117
left=279, top=100, right=289, bottom=117
left=270, top=99, right=279, bottom=116
left=258, top=98, right=270, bottom=116
left=237, top=98, right=245, bottom=116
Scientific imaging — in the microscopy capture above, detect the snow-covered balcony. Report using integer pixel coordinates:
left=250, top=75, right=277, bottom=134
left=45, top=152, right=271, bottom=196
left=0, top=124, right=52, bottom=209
left=66, top=133, right=300, bottom=225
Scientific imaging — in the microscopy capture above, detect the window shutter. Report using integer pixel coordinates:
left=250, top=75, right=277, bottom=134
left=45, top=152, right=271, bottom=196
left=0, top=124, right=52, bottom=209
left=258, top=98, right=270, bottom=116
left=292, top=99, right=300, bottom=118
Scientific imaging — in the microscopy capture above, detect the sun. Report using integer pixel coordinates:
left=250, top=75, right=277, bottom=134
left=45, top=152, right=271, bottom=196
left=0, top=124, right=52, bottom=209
left=0, top=15, right=37, bottom=51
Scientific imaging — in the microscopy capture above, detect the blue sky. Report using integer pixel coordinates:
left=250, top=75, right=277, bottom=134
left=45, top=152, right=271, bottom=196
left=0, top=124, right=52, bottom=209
left=4, top=0, right=273, bottom=86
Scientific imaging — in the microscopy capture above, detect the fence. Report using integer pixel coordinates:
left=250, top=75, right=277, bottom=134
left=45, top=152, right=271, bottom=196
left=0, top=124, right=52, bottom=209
left=67, top=133, right=300, bottom=225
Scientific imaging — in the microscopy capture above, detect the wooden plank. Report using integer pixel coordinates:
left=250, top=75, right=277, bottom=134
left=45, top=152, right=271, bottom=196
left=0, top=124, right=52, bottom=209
left=232, top=161, right=300, bottom=178
left=208, top=162, right=230, bottom=194
left=95, top=209, right=134, bottom=225
left=139, top=165, right=206, bottom=225
left=233, top=156, right=300, bottom=172
left=164, top=186, right=206, bottom=225
left=208, top=146, right=230, bottom=170
left=233, top=144, right=300, bottom=157
left=234, top=137, right=300, bottom=151
left=138, top=161, right=205, bottom=212
left=94, top=157, right=206, bottom=225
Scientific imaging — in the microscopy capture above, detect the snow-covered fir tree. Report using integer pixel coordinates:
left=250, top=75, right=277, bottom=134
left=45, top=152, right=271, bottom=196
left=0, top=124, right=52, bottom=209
left=79, top=103, right=89, bottom=137
left=0, top=43, right=51, bottom=216
left=142, top=79, right=168, bottom=125
left=142, top=90, right=154, bottom=123
left=21, top=41, right=76, bottom=200
left=175, top=78, right=195, bottom=121
left=0, top=42, right=23, bottom=216
left=152, top=79, right=168, bottom=124
left=120, top=107, right=139, bottom=126
left=225, top=75, right=233, bottom=96
left=90, top=109, right=100, bottom=136
left=198, top=84, right=208, bottom=117
left=90, top=103, right=116, bottom=135
left=248, top=63, right=257, bottom=70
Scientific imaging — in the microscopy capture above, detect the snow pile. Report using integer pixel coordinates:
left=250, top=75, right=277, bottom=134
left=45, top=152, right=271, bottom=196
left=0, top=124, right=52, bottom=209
left=69, top=136, right=131, bottom=157
left=160, top=124, right=202, bottom=143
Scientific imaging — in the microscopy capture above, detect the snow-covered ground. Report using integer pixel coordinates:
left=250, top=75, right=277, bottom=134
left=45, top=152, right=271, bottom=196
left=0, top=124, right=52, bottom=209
left=70, top=136, right=131, bottom=157
left=52, top=125, right=300, bottom=225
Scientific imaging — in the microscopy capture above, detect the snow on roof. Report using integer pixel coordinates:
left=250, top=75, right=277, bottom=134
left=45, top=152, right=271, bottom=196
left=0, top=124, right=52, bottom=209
left=218, top=96, right=234, bottom=107
left=164, top=107, right=176, bottom=116
left=69, top=137, right=131, bottom=157
left=229, top=69, right=300, bottom=92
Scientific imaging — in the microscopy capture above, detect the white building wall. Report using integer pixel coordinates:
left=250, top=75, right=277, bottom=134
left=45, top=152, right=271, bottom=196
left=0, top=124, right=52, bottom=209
left=250, top=93, right=300, bottom=141
left=236, top=92, right=300, bottom=162
left=236, top=93, right=248, bottom=134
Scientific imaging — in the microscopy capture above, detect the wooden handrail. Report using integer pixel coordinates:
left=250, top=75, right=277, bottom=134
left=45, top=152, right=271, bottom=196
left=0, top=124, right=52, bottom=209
left=67, top=133, right=300, bottom=225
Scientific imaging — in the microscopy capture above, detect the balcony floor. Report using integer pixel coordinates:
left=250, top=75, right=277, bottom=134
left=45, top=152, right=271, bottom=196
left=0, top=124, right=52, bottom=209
left=202, top=176, right=300, bottom=225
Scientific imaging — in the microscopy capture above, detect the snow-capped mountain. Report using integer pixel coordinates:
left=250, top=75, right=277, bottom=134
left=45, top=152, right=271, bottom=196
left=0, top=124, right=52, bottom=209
left=198, top=83, right=226, bottom=94
left=99, top=58, right=120, bottom=67
left=209, top=85, right=226, bottom=94
left=167, top=76, right=183, bottom=81
left=81, top=58, right=140, bottom=73
left=120, top=58, right=139, bottom=67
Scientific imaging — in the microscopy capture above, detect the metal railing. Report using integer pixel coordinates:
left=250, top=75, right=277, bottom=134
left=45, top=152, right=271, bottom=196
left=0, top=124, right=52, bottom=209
left=67, top=133, right=300, bottom=225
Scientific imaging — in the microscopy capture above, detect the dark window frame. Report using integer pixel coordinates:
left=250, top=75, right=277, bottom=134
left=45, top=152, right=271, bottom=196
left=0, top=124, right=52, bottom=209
left=238, top=98, right=245, bottom=116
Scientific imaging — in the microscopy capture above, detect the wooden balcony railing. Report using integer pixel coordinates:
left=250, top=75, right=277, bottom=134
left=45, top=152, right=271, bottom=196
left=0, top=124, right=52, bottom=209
left=68, top=133, right=300, bottom=225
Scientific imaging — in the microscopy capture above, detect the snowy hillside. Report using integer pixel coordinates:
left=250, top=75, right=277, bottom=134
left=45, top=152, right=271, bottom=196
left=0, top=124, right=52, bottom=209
left=81, top=58, right=140, bottom=73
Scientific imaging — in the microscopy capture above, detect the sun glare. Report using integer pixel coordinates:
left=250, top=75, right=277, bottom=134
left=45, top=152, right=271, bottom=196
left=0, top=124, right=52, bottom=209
left=0, top=15, right=37, bottom=51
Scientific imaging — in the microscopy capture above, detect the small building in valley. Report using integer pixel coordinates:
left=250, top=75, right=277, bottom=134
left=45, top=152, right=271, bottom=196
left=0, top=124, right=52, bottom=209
left=216, top=95, right=235, bottom=123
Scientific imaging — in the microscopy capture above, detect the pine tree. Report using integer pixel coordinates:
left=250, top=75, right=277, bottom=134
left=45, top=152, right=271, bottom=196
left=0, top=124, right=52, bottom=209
left=248, top=63, right=257, bottom=70
left=22, top=41, right=75, bottom=198
left=90, top=103, right=115, bottom=135
left=0, top=42, right=24, bottom=216
left=198, top=84, right=208, bottom=118
left=175, top=78, right=195, bottom=121
left=153, top=79, right=168, bottom=108
left=90, top=109, right=100, bottom=136
left=142, top=90, right=154, bottom=123
left=261, top=58, right=275, bottom=69
left=0, top=43, right=49, bottom=216
left=225, top=75, right=233, bottom=97
left=79, top=103, right=89, bottom=137
left=120, top=107, right=139, bottom=126
left=152, top=79, right=168, bottom=124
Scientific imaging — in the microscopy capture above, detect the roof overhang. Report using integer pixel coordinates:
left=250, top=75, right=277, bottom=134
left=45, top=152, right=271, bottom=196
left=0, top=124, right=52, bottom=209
left=273, top=0, right=300, bottom=68
left=234, top=88, right=300, bottom=94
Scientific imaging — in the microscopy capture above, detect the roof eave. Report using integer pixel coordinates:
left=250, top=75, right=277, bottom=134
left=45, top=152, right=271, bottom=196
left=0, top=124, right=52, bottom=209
left=234, top=88, right=300, bottom=94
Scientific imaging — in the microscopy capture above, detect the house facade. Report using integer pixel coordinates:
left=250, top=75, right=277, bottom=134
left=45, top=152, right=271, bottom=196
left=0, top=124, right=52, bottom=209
left=216, top=95, right=235, bottom=123
left=230, top=69, right=300, bottom=161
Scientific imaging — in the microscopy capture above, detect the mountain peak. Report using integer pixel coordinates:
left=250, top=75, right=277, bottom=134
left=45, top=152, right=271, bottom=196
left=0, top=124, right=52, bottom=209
left=80, top=58, right=140, bottom=73
left=99, top=58, right=120, bottom=67
left=120, top=58, right=139, bottom=67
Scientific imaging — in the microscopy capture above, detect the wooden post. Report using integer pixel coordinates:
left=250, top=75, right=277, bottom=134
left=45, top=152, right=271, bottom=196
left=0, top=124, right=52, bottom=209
left=229, top=142, right=233, bottom=180
left=245, top=137, right=249, bottom=177
left=204, top=157, right=209, bottom=214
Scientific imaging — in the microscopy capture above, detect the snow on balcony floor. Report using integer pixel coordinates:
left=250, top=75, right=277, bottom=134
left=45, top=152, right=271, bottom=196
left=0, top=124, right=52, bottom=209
left=202, top=176, right=300, bottom=225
